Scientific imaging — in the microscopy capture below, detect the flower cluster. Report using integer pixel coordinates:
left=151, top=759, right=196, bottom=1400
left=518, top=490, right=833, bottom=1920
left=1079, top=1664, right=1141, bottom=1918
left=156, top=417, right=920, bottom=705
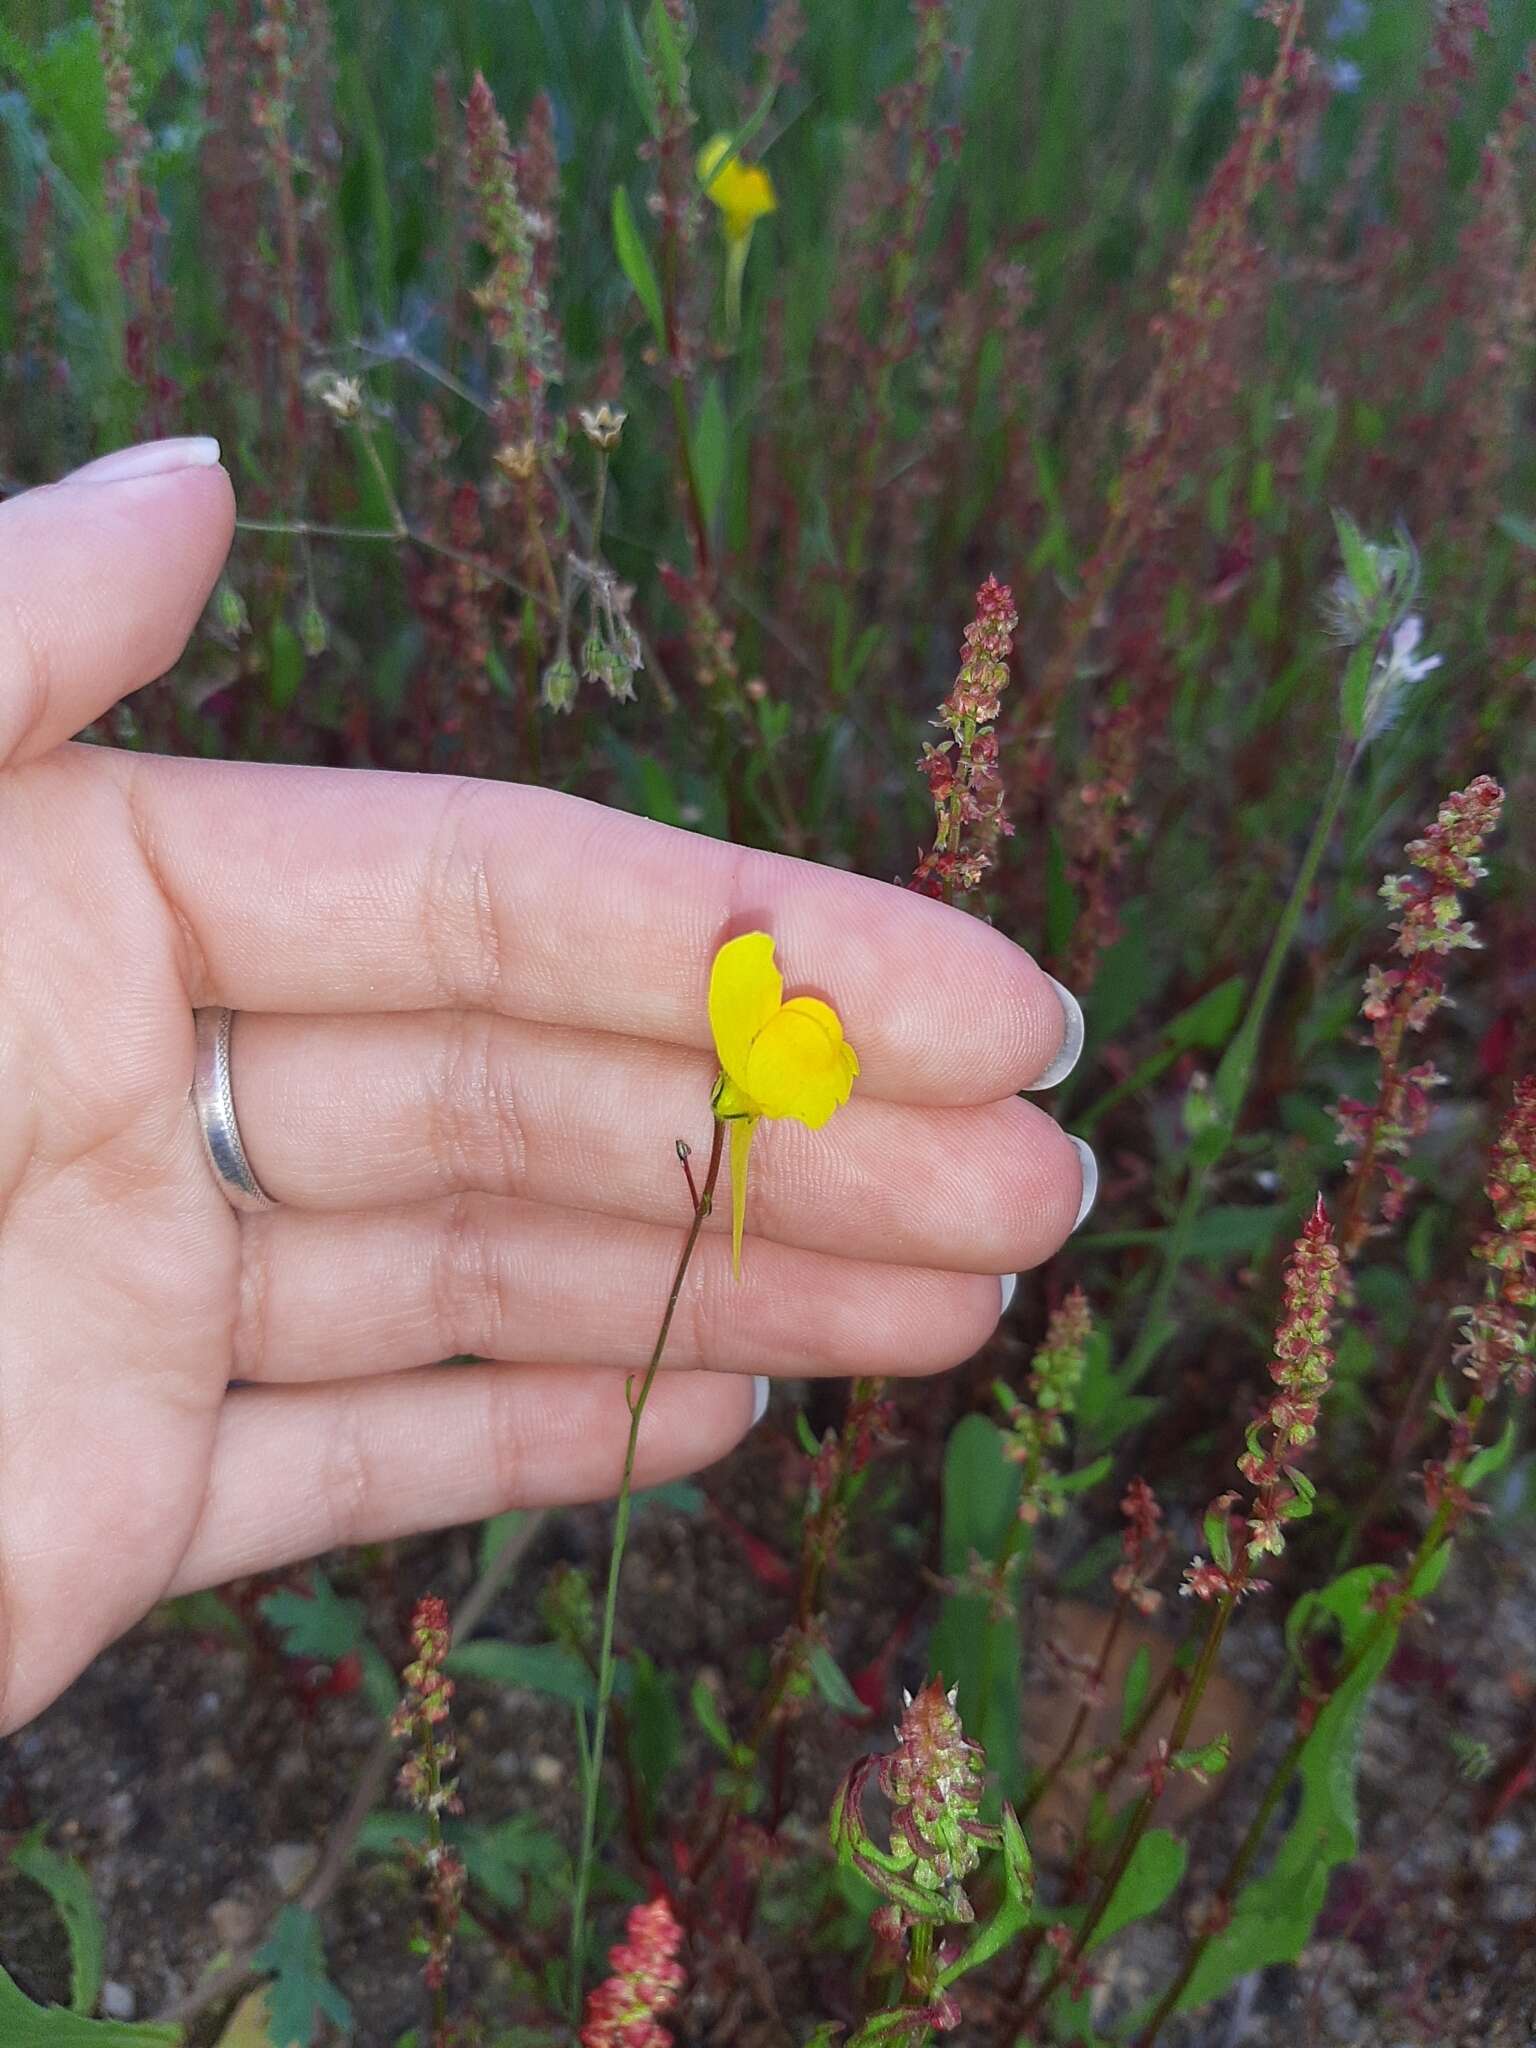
left=1112, top=1477, right=1169, bottom=1616
left=995, top=1288, right=1093, bottom=1524
left=832, top=1681, right=991, bottom=1943
left=1334, top=775, right=1504, bottom=1255
left=911, top=575, right=1017, bottom=902
left=465, top=71, right=557, bottom=460
left=1458, top=1077, right=1536, bottom=1401
left=390, top=1596, right=465, bottom=1996
left=1184, top=1202, right=1340, bottom=1599
left=579, top=1897, right=687, bottom=2048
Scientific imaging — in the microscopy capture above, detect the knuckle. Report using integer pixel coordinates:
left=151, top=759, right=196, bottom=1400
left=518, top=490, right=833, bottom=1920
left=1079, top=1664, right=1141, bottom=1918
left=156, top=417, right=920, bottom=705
left=421, top=781, right=507, bottom=1012
left=232, top=1219, right=277, bottom=1376
left=433, top=1011, right=529, bottom=1194
left=432, top=1192, right=516, bottom=1358
left=316, top=1398, right=374, bottom=1552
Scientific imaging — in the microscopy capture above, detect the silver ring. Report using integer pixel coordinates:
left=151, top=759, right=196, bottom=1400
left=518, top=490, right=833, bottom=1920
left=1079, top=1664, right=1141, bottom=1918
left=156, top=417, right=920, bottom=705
left=192, top=1007, right=276, bottom=1212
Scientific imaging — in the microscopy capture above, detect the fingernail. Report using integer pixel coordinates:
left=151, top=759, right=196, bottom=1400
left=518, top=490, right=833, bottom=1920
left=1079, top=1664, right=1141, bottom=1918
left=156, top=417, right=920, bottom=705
left=1026, top=975, right=1086, bottom=1091
left=70, top=437, right=223, bottom=486
left=751, top=1375, right=770, bottom=1427
left=999, top=1273, right=1019, bottom=1316
left=1068, top=1134, right=1099, bottom=1231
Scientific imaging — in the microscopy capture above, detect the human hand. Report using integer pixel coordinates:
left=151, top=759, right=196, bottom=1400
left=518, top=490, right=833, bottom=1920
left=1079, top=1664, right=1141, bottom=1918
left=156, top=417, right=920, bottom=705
left=0, top=440, right=1089, bottom=1733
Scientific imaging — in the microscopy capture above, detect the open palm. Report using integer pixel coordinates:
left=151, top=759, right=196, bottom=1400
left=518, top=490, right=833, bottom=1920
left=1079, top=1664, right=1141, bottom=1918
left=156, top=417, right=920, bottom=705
left=0, top=440, right=1084, bottom=1734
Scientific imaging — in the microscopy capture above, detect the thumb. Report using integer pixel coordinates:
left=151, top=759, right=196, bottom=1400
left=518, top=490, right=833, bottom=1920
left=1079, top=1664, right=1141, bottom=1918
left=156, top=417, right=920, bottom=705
left=0, top=437, right=236, bottom=769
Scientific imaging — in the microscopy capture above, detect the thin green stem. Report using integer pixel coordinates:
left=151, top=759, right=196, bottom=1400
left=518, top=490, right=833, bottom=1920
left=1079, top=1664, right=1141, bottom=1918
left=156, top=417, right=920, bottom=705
left=1133, top=1463, right=1474, bottom=2046
left=1120, top=741, right=1357, bottom=1388
left=567, top=1118, right=727, bottom=2018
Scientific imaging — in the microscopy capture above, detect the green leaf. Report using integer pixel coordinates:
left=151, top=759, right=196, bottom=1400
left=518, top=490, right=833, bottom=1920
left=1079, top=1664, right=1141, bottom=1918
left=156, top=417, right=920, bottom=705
left=356, top=1812, right=565, bottom=1913
left=807, top=1644, right=863, bottom=1715
left=611, top=184, right=666, bottom=348
left=445, top=1640, right=597, bottom=1709
left=259, top=1572, right=367, bottom=1665
left=478, top=1509, right=528, bottom=1574
left=618, top=8, right=660, bottom=136
left=1165, top=975, right=1246, bottom=1051
left=1178, top=1551, right=1451, bottom=2013
left=929, top=1416, right=1024, bottom=1802
left=693, top=378, right=729, bottom=533
left=1464, top=1417, right=1519, bottom=1493
left=625, top=1652, right=681, bottom=1814
left=251, top=1907, right=352, bottom=2048
left=1084, top=1828, right=1186, bottom=1952
left=690, top=1674, right=735, bottom=1755
left=1120, top=1645, right=1151, bottom=1742
left=936, top=1807, right=1034, bottom=1987
left=1497, top=509, right=1536, bottom=551
left=632, top=1479, right=706, bottom=1518
left=0, top=1964, right=178, bottom=2044
left=1338, top=638, right=1375, bottom=743
left=10, top=1833, right=105, bottom=2015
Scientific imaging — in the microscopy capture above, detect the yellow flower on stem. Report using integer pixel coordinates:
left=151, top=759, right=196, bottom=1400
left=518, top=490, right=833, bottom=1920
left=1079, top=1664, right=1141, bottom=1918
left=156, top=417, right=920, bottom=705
left=697, top=133, right=777, bottom=338
left=709, top=931, right=859, bottom=1276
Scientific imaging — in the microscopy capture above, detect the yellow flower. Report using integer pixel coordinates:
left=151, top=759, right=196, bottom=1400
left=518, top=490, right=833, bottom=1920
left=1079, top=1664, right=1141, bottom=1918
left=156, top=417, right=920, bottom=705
left=698, top=134, right=777, bottom=341
left=709, top=931, right=859, bottom=1277
left=697, top=134, right=778, bottom=245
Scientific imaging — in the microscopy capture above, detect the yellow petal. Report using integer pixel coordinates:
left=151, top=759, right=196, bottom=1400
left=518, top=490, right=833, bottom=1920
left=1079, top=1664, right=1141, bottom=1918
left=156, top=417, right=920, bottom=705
left=743, top=996, right=859, bottom=1128
left=698, top=133, right=777, bottom=241
left=727, top=1112, right=758, bottom=1279
left=709, top=932, right=783, bottom=1095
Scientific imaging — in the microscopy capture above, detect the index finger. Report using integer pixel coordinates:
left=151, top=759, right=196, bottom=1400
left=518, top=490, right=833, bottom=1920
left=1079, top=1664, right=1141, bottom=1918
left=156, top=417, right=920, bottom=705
left=116, top=755, right=1071, bottom=1103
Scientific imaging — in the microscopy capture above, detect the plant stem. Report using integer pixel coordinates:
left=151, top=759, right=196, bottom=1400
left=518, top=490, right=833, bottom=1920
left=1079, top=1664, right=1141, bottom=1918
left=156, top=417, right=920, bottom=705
left=1133, top=1472, right=1471, bottom=2046
left=567, top=1117, right=726, bottom=2018
left=1120, top=741, right=1357, bottom=1389
left=1016, top=1594, right=1234, bottom=2031
left=1019, top=1595, right=1130, bottom=1824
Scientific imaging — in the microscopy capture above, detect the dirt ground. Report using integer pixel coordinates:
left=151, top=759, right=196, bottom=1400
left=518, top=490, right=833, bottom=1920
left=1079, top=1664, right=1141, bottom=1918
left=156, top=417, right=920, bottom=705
left=4, top=1393, right=1535, bottom=2048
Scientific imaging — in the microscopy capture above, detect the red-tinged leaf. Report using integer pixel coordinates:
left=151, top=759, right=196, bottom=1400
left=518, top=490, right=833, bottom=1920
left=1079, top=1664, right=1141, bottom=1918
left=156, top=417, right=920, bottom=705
left=707, top=1501, right=795, bottom=1591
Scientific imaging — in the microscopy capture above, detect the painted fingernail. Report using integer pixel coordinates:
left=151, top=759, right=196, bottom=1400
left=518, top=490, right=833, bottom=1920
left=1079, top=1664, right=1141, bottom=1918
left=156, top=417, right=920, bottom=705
left=751, top=1375, right=771, bottom=1427
left=1026, top=975, right=1086, bottom=1091
left=999, top=1273, right=1019, bottom=1316
left=70, top=436, right=223, bottom=486
left=1068, top=1134, right=1099, bottom=1231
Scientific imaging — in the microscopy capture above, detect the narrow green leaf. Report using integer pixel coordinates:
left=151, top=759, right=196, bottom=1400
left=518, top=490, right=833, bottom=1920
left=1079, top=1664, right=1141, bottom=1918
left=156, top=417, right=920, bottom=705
left=445, top=1640, right=597, bottom=1709
left=0, top=1964, right=178, bottom=2044
left=1120, top=1645, right=1151, bottom=1741
left=10, top=1835, right=105, bottom=2016
left=266, top=618, right=304, bottom=713
left=807, top=1644, right=863, bottom=1714
left=690, top=1673, right=735, bottom=1755
left=618, top=8, right=660, bottom=136
left=611, top=184, right=666, bottom=347
left=1166, top=975, right=1246, bottom=1051
left=930, top=1416, right=1024, bottom=1801
left=478, top=1508, right=527, bottom=1574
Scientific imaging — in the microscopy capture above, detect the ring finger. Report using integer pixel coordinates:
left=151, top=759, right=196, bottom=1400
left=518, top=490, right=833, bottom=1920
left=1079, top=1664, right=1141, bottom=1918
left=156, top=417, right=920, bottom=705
left=235, top=1195, right=1010, bottom=1383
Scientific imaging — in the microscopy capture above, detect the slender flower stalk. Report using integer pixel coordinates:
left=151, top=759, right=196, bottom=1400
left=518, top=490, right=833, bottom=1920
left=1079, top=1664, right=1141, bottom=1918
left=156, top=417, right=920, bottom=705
left=390, top=1596, right=466, bottom=2040
left=568, top=1120, right=724, bottom=2014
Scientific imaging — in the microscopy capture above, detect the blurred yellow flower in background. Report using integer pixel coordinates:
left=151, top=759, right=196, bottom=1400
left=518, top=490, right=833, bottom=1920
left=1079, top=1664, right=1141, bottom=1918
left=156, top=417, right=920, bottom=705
left=708, top=931, right=859, bottom=1276
left=698, top=133, right=777, bottom=337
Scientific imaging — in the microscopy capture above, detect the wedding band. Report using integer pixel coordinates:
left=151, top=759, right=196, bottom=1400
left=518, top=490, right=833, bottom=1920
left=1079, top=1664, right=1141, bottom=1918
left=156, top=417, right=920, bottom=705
left=192, top=1007, right=277, bottom=1212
